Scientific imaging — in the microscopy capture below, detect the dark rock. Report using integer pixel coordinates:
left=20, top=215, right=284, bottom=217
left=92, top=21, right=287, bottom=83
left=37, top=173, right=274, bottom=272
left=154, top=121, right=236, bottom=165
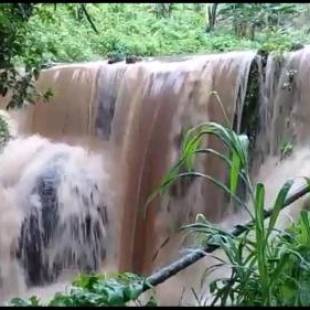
left=95, top=67, right=118, bottom=140
left=257, top=48, right=269, bottom=59
left=107, top=54, right=124, bottom=64
left=125, top=55, right=142, bottom=64
left=289, top=42, right=304, bottom=52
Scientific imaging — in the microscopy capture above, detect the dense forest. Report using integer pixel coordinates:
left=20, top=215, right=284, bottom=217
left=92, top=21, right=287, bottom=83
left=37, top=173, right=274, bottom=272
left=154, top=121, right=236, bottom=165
left=2, top=3, right=309, bottom=108
left=21, top=3, right=310, bottom=60
left=3, top=3, right=310, bottom=307
left=3, top=3, right=310, bottom=63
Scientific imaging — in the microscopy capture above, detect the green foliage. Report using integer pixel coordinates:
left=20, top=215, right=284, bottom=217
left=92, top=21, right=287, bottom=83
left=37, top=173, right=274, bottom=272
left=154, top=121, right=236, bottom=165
left=184, top=209, right=310, bottom=305
left=0, top=114, right=11, bottom=148
left=9, top=272, right=154, bottom=307
left=218, top=3, right=301, bottom=40
left=280, top=139, right=294, bottom=160
left=185, top=208, right=310, bottom=306
left=0, top=3, right=42, bottom=109
left=1, top=3, right=308, bottom=94
left=0, top=3, right=97, bottom=109
left=14, top=3, right=310, bottom=65
left=147, top=122, right=252, bottom=214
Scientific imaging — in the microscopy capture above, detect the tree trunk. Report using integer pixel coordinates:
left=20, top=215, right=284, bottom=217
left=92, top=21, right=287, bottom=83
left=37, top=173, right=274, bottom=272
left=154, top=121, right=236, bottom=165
left=235, top=21, right=248, bottom=38
left=155, top=3, right=173, bottom=18
left=249, top=23, right=256, bottom=40
left=206, top=3, right=218, bottom=32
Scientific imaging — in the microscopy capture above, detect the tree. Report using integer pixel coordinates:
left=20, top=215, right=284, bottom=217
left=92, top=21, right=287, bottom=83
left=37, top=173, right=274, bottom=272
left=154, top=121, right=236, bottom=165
left=206, top=3, right=218, bottom=32
left=0, top=3, right=98, bottom=109
left=0, top=3, right=42, bottom=109
left=154, top=3, right=174, bottom=18
left=218, top=3, right=301, bottom=40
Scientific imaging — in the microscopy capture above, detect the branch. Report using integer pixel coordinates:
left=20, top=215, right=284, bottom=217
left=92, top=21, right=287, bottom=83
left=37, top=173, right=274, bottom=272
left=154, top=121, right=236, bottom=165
left=141, top=183, right=310, bottom=292
left=81, top=4, right=99, bottom=34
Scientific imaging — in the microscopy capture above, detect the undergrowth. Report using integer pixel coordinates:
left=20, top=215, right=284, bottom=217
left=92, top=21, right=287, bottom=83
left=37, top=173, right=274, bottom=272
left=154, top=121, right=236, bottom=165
left=9, top=273, right=155, bottom=307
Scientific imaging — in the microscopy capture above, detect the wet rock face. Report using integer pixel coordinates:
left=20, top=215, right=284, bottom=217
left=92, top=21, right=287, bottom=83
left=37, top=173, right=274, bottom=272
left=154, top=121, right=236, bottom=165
left=95, top=86, right=116, bottom=140
left=16, top=155, right=108, bottom=287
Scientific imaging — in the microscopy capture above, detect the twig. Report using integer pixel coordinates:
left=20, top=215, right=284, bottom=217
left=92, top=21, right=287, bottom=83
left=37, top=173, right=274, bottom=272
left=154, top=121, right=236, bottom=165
left=81, top=4, right=99, bottom=34
left=142, top=184, right=310, bottom=292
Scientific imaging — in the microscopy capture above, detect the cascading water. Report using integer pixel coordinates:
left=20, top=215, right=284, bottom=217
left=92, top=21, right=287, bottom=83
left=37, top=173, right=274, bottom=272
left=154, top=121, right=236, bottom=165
left=0, top=131, right=114, bottom=303
left=1, top=47, right=310, bottom=305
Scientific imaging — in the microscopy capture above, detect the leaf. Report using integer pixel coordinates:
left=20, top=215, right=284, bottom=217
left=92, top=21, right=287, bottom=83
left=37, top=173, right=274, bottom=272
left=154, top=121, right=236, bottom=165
left=299, top=210, right=310, bottom=244
left=145, top=121, right=252, bottom=217
left=254, top=183, right=270, bottom=303
left=9, top=297, right=31, bottom=306
left=267, top=179, right=294, bottom=239
left=29, top=296, right=40, bottom=305
left=230, top=150, right=241, bottom=196
left=72, top=273, right=102, bottom=289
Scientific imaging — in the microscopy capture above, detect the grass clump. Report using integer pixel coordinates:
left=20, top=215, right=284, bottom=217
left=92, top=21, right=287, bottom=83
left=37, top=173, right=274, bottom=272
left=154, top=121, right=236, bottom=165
left=160, top=121, right=310, bottom=306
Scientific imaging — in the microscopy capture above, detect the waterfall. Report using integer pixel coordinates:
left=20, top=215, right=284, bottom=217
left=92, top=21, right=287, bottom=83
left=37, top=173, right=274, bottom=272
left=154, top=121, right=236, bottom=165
left=1, top=48, right=310, bottom=304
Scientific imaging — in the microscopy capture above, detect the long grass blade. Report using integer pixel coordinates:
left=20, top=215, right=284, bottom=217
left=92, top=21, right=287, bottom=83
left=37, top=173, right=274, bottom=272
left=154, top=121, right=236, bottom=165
left=254, top=183, right=269, bottom=304
left=230, top=150, right=241, bottom=196
left=210, top=90, right=230, bottom=127
left=145, top=121, right=252, bottom=216
left=267, top=179, right=294, bottom=239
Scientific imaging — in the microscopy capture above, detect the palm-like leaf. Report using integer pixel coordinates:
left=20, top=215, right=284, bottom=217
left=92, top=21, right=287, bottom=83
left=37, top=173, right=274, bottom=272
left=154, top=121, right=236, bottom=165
left=145, top=122, right=252, bottom=216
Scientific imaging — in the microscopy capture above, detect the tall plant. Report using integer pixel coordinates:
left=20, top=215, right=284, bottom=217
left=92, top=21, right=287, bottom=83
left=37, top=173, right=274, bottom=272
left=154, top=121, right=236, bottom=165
left=154, top=121, right=310, bottom=306
left=218, top=3, right=301, bottom=40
